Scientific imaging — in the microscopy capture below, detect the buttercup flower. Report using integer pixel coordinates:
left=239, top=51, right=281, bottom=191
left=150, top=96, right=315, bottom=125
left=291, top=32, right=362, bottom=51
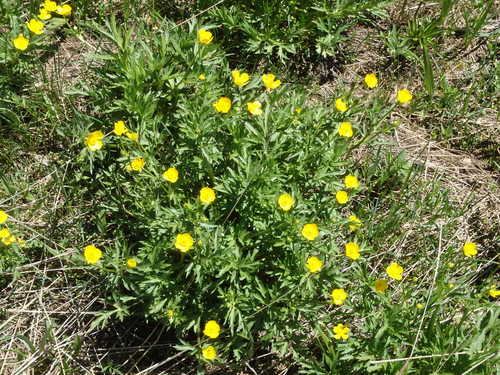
left=331, top=288, right=348, bottom=305
left=416, top=303, right=424, bottom=309
left=2, top=235, right=16, bottom=246
left=374, top=279, right=388, bottom=293
left=344, top=175, right=359, bottom=189
left=198, top=29, right=213, bottom=44
left=262, top=74, right=281, bottom=89
left=85, top=130, right=104, bottom=151
left=333, top=323, right=350, bottom=340
left=43, top=0, right=58, bottom=11
left=0, top=228, right=11, bottom=239
left=127, top=157, right=145, bottom=172
left=26, top=19, right=45, bottom=35
left=232, top=70, right=250, bottom=87
left=278, top=193, right=294, bottom=211
left=12, top=35, right=29, bottom=51
left=163, top=168, right=179, bottom=183
left=213, top=97, right=232, bottom=113
left=489, top=288, right=500, bottom=298
left=348, top=215, right=362, bottom=231
left=113, top=120, right=128, bottom=136
left=202, top=345, right=217, bottom=360
left=84, top=245, right=102, bottom=264
left=386, top=262, right=404, bottom=280
left=127, top=258, right=137, bottom=268
left=338, top=122, right=353, bottom=138
left=203, top=320, right=221, bottom=339
left=335, top=98, right=348, bottom=112
left=247, top=101, right=263, bottom=116
left=175, top=233, right=194, bottom=252
left=198, top=74, right=206, bottom=80
left=124, top=132, right=138, bottom=142
left=306, top=256, right=323, bottom=273
left=345, top=242, right=360, bottom=260
left=200, top=187, right=216, bottom=204
left=166, top=310, right=174, bottom=318
left=56, top=4, right=72, bottom=16
left=336, top=191, right=348, bottom=204
left=397, top=89, right=413, bottom=103
left=302, top=224, right=319, bottom=241
left=0, top=210, right=8, bottom=224
left=38, top=8, right=52, bottom=20
left=364, top=73, right=378, bottom=88
left=463, top=242, right=477, bottom=258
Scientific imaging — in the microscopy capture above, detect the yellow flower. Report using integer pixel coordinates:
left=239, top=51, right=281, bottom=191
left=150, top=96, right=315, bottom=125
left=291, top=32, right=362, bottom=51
left=84, top=245, right=102, bottom=264
left=125, top=131, right=139, bottom=142
left=489, top=288, right=500, bottom=298
left=232, top=70, right=250, bottom=87
left=0, top=228, right=11, bottom=239
left=331, top=288, right=348, bottom=305
left=262, top=74, right=281, bottom=89
left=126, top=258, right=137, bottom=268
left=415, top=303, right=424, bottom=309
left=85, top=130, right=104, bottom=151
left=345, top=242, right=360, bottom=260
left=338, top=122, right=353, bottom=138
left=199, top=187, right=216, bottom=204
left=127, top=157, right=145, bottom=172
left=335, top=98, right=348, bottom=112
left=0, top=210, right=8, bottom=224
left=43, top=0, right=58, bottom=11
left=247, top=101, right=263, bottom=116
left=348, top=215, right=362, bottom=231
left=12, top=34, right=29, bottom=51
left=463, top=242, right=477, bottom=258
left=203, top=320, right=221, bottom=338
left=344, top=175, right=359, bottom=189
left=397, top=89, right=413, bottom=103
left=374, top=279, right=388, bottom=293
left=113, top=120, right=128, bottom=136
left=202, top=345, right=217, bottom=360
left=333, top=323, right=350, bottom=340
left=278, top=193, right=294, bottom=211
left=213, top=97, right=232, bottom=113
left=198, top=74, right=206, bottom=80
left=198, top=29, right=213, bottom=44
left=38, top=8, right=52, bottom=20
left=301, top=223, right=319, bottom=241
left=175, top=233, right=194, bottom=252
left=26, top=19, right=45, bottom=35
left=364, top=73, right=378, bottom=88
left=2, top=235, right=16, bottom=246
left=166, top=310, right=174, bottom=318
left=336, top=190, right=348, bottom=204
left=306, top=256, right=323, bottom=273
left=17, top=238, right=27, bottom=248
left=386, top=262, right=404, bottom=280
left=295, top=108, right=302, bottom=114
left=162, top=168, right=179, bottom=183
left=56, top=4, right=72, bottom=16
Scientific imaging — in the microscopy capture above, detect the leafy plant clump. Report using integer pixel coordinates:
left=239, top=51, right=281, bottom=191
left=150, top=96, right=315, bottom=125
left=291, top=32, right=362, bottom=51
left=68, top=16, right=498, bottom=374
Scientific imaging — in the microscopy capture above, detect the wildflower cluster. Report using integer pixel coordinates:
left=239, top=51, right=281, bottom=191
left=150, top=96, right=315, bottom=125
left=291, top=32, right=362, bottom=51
left=75, top=24, right=487, bottom=367
left=11, top=1, right=72, bottom=52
